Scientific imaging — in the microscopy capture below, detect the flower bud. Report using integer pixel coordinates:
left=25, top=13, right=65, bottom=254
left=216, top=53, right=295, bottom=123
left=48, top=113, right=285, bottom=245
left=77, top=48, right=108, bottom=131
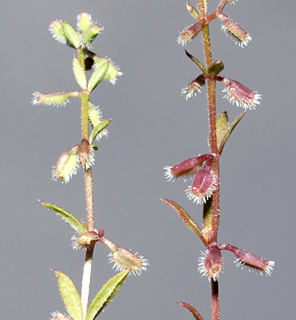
left=32, top=91, right=79, bottom=107
left=185, top=166, right=217, bottom=204
left=52, top=146, right=79, bottom=183
left=77, top=12, right=94, bottom=32
left=49, top=20, right=67, bottom=44
left=78, top=139, right=95, bottom=169
left=100, top=237, right=149, bottom=276
left=222, top=77, right=262, bottom=110
left=198, top=245, right=223, bottom=281
left=177, top=22, right=202, bottom=46
left=164, top=156, right=205, bottom=182
left=71, top=231, right=99, bottom=250
left=217, top=13, right=251, bottom=48
left=219, top=244, right=275, bottom=276
left=181, top=75, right=205, bottom=100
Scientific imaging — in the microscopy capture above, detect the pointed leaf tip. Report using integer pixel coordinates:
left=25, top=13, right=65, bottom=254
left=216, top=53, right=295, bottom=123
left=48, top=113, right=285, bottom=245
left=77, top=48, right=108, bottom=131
left=41, top=201, right=87, bottom=235
left=177, top=302, right=204, bottom=320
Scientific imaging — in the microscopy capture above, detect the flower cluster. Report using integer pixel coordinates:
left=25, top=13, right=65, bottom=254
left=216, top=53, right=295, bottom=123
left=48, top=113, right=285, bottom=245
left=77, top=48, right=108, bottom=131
left=198, top=243, right=274, bottom=282
left=165, top=154, right=217, bottom=204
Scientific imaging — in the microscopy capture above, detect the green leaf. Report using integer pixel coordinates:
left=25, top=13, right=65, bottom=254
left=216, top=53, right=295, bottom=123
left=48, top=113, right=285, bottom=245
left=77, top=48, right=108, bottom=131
left=161, top=199, right=206, bottom=246
left=186, top=2, right=199, bottom=20
left=81, top=25, right=102, bottom=48
left=54, top=271, right=83, bottom=320
left=62, top=22, right=80, bottom=49
left=212, top=112, right=229, bottom=153
left=218, top=111, right=245, bottom=154
left=86, top=270, right=130, bottom=320
left=40, top=201, right=87, bottom=235
left=73, top=57, right=87, bottom=89
left=89, top=119, right=111, bottom=144
left=93, top=56, right=122, bottom=85
left=88, top=60, right=109, bottom=92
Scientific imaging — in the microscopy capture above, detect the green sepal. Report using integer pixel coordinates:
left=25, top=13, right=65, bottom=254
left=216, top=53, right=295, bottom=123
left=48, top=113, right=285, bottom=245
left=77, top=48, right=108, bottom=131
left=54, top=270, right=83, bottom=320
left=85, top=270, right=130, bottom=320
left=73, top=57, right=87, bottom=89
left=81, top=25, right=102, bottom=48
left=93, top=56, right=122, bottom=85
left=161, top=199, right=206, bottom=246
left=77, top=12, right=91, bottom=32
left=62, top=22, right=80, bottom=49
left=49, top=20, right=67, bottom=44
left=40, top=201, right=87, bottom=235
left=88, top=102, right=102, bottom=127
left=218, top=111, right=245, bottom=154
left=32, top=91, right=79, bottom=107
left=89, top=119, right=111, bottom=144
left=207, top=61, right=224, bottom=79
left=186, top=2, right=199, bottom=20
left=177, top=302, right=204, bottom=320
left=88, top=60, right=109, bottom=92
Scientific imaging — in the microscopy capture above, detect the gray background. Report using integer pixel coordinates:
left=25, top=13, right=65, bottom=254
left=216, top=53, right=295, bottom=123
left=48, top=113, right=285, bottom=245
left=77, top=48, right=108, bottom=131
left=1, top=0, right=295, bottom=319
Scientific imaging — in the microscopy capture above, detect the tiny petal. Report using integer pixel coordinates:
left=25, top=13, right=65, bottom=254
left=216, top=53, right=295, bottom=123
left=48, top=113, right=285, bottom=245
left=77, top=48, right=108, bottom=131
left=198, top=245, right=223, bottom=281
left=218, top=13, right=251, bottom=48
left=186, top=167, right=217, bottom=204
left=177, top=22, right=202, bottom=46
left=222, top=78, right=262, bottom=110
left=52, top=146, right=79, bottom=183
left=50, top=312, right=71, bottom=320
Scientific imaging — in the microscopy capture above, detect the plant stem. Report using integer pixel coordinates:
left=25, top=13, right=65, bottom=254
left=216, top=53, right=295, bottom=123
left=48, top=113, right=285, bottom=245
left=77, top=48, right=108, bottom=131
left=201, top=14, right=221, bottom=320
left=81, top=245, right=94, bottom=318
left=211, top=280, right=220, bottom=320
left=79, top=49, right=96, bottom=319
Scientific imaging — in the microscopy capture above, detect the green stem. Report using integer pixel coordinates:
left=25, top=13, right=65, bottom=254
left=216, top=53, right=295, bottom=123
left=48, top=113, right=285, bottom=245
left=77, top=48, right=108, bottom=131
left=78, top=49, right=96, bottom=319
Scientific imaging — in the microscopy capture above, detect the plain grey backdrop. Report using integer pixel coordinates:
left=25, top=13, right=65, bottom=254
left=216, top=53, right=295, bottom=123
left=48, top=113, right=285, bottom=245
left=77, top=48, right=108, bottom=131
left=1, top=0, right=295, bottom=319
